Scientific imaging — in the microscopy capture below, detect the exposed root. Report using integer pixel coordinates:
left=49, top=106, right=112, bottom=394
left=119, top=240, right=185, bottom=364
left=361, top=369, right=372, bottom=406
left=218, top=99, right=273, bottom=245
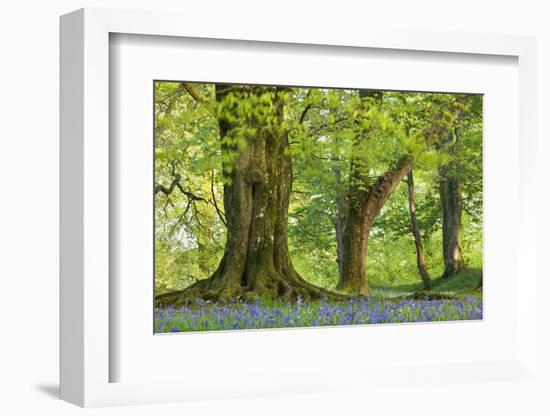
left=155, top=267, right=353, bottom=308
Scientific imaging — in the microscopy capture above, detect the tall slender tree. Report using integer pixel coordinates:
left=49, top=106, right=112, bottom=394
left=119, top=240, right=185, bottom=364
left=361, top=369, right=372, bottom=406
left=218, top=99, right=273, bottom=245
left=406, top=169, right=431, bottom=289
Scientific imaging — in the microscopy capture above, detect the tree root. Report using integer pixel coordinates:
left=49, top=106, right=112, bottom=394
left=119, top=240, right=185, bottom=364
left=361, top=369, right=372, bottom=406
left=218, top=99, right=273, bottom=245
left=155, top=267, right=353, bottom=308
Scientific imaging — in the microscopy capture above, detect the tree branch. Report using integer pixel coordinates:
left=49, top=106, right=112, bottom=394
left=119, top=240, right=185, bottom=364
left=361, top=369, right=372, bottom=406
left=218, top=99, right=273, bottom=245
left=365, top=155, right=413, bottom=217
left=181, top=82, right=203, bottom=103
left=155, top=173, right=206, bottom=202
left=155, top=173, right=182, bottom=196
left=299, top=103, right=313, bottom=124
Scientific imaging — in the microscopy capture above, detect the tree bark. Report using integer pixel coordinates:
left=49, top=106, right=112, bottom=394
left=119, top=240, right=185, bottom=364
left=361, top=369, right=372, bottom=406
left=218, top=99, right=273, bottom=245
left=338, top=155, right=413, bottom=294
left=424, top=98, right=466, bottom=279
left=406, top=170, right=432, bottom=290
left=439, top=129, right=465, bottom=278
left=157, top=85, right=345, bottom=306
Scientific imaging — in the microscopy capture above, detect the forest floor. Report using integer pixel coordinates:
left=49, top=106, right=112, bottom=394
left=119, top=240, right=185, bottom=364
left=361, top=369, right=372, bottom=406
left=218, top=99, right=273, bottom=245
left=370, top=268, right=482, bottom=297
left=155, top=269, right=482, bottom=333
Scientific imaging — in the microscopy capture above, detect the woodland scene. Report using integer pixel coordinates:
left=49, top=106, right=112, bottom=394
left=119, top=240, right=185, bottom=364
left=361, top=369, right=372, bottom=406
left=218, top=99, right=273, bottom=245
left=153, top=81, right=483, bottom=332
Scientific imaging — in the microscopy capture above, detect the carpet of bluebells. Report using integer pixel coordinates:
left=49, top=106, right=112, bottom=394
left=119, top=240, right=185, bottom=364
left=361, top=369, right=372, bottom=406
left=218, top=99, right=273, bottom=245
left=154, top=295, right=483, bottom=333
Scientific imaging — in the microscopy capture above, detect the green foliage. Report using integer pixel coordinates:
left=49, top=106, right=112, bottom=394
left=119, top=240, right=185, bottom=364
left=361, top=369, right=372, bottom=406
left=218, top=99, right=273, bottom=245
left=154, top=82, right=226, bottom=292
left=370, top=268, right=482, bottom=297
left=154, top=82, right=482, bottom=297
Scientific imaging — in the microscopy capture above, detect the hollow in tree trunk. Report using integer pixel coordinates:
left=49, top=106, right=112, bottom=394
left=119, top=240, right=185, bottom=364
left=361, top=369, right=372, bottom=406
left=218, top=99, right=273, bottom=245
left=157, top=85, right=344, bottom=306
left=406, top=170, right=432, bottom=290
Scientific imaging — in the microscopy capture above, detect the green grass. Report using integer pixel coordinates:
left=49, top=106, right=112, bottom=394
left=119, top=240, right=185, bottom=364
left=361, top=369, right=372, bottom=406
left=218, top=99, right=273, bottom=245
left=370, top=268, right=482, bottom=298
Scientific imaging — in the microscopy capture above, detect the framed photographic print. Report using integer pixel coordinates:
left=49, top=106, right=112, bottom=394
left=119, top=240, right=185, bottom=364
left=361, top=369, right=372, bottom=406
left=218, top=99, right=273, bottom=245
left=60, top=7, right=540, bottom=409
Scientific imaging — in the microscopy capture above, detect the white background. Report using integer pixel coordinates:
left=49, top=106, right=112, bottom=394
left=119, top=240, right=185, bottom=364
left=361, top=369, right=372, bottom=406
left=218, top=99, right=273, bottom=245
left=1, top=1, right=549, bottom=415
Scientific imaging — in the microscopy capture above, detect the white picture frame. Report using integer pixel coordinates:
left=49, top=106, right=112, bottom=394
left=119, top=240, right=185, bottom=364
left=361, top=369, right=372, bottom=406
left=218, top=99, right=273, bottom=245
left=60, top=7, right=539, bottom=408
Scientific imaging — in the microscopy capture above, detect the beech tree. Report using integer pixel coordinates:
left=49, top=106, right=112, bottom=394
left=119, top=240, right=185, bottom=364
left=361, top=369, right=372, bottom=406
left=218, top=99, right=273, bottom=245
left=335, top=91, right=413, bottom=294
left=406, top=169, right=432, bottom=289
left=436, top=95, right=482, bottom=278
left=427, top=96, right=467, bottom=278
left=337, top=154, right=412, bottom=293
left=438, top=126, right=465, bottom=278
left=157, top=84, right=340, bottom=305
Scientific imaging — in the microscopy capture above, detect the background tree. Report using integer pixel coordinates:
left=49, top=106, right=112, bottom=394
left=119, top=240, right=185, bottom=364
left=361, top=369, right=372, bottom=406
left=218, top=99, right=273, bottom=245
left=406, top=169, right=431, bottom=289
left=423, top=95, right=481, bottom=278
left=437, top=106, right=465, bottom=278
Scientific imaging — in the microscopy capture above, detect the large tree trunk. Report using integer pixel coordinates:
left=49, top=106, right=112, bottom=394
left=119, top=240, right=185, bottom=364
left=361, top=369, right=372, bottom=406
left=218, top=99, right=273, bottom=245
left=157, top=85, right=343, bottom=306
left=338, top=155, right=413, bottom=294
left=439, top=129, right=465, bottom=278
left=406, top=170, right=432, bottom=290
left=439, top=163, right=464, bottom=277
left=425, top=98, right=466, bottom=279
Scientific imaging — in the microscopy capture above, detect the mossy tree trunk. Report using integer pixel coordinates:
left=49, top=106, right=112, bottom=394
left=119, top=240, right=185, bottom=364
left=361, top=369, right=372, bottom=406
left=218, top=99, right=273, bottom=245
left=338, top=155, right=413, bottom=294
left=425, top=97, right=466, bottom=279
left=439, top=130, right=465, bottom=278
left=336, top=90, right=413, bottom=295
left=157, top=85, right=343, bottom=306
